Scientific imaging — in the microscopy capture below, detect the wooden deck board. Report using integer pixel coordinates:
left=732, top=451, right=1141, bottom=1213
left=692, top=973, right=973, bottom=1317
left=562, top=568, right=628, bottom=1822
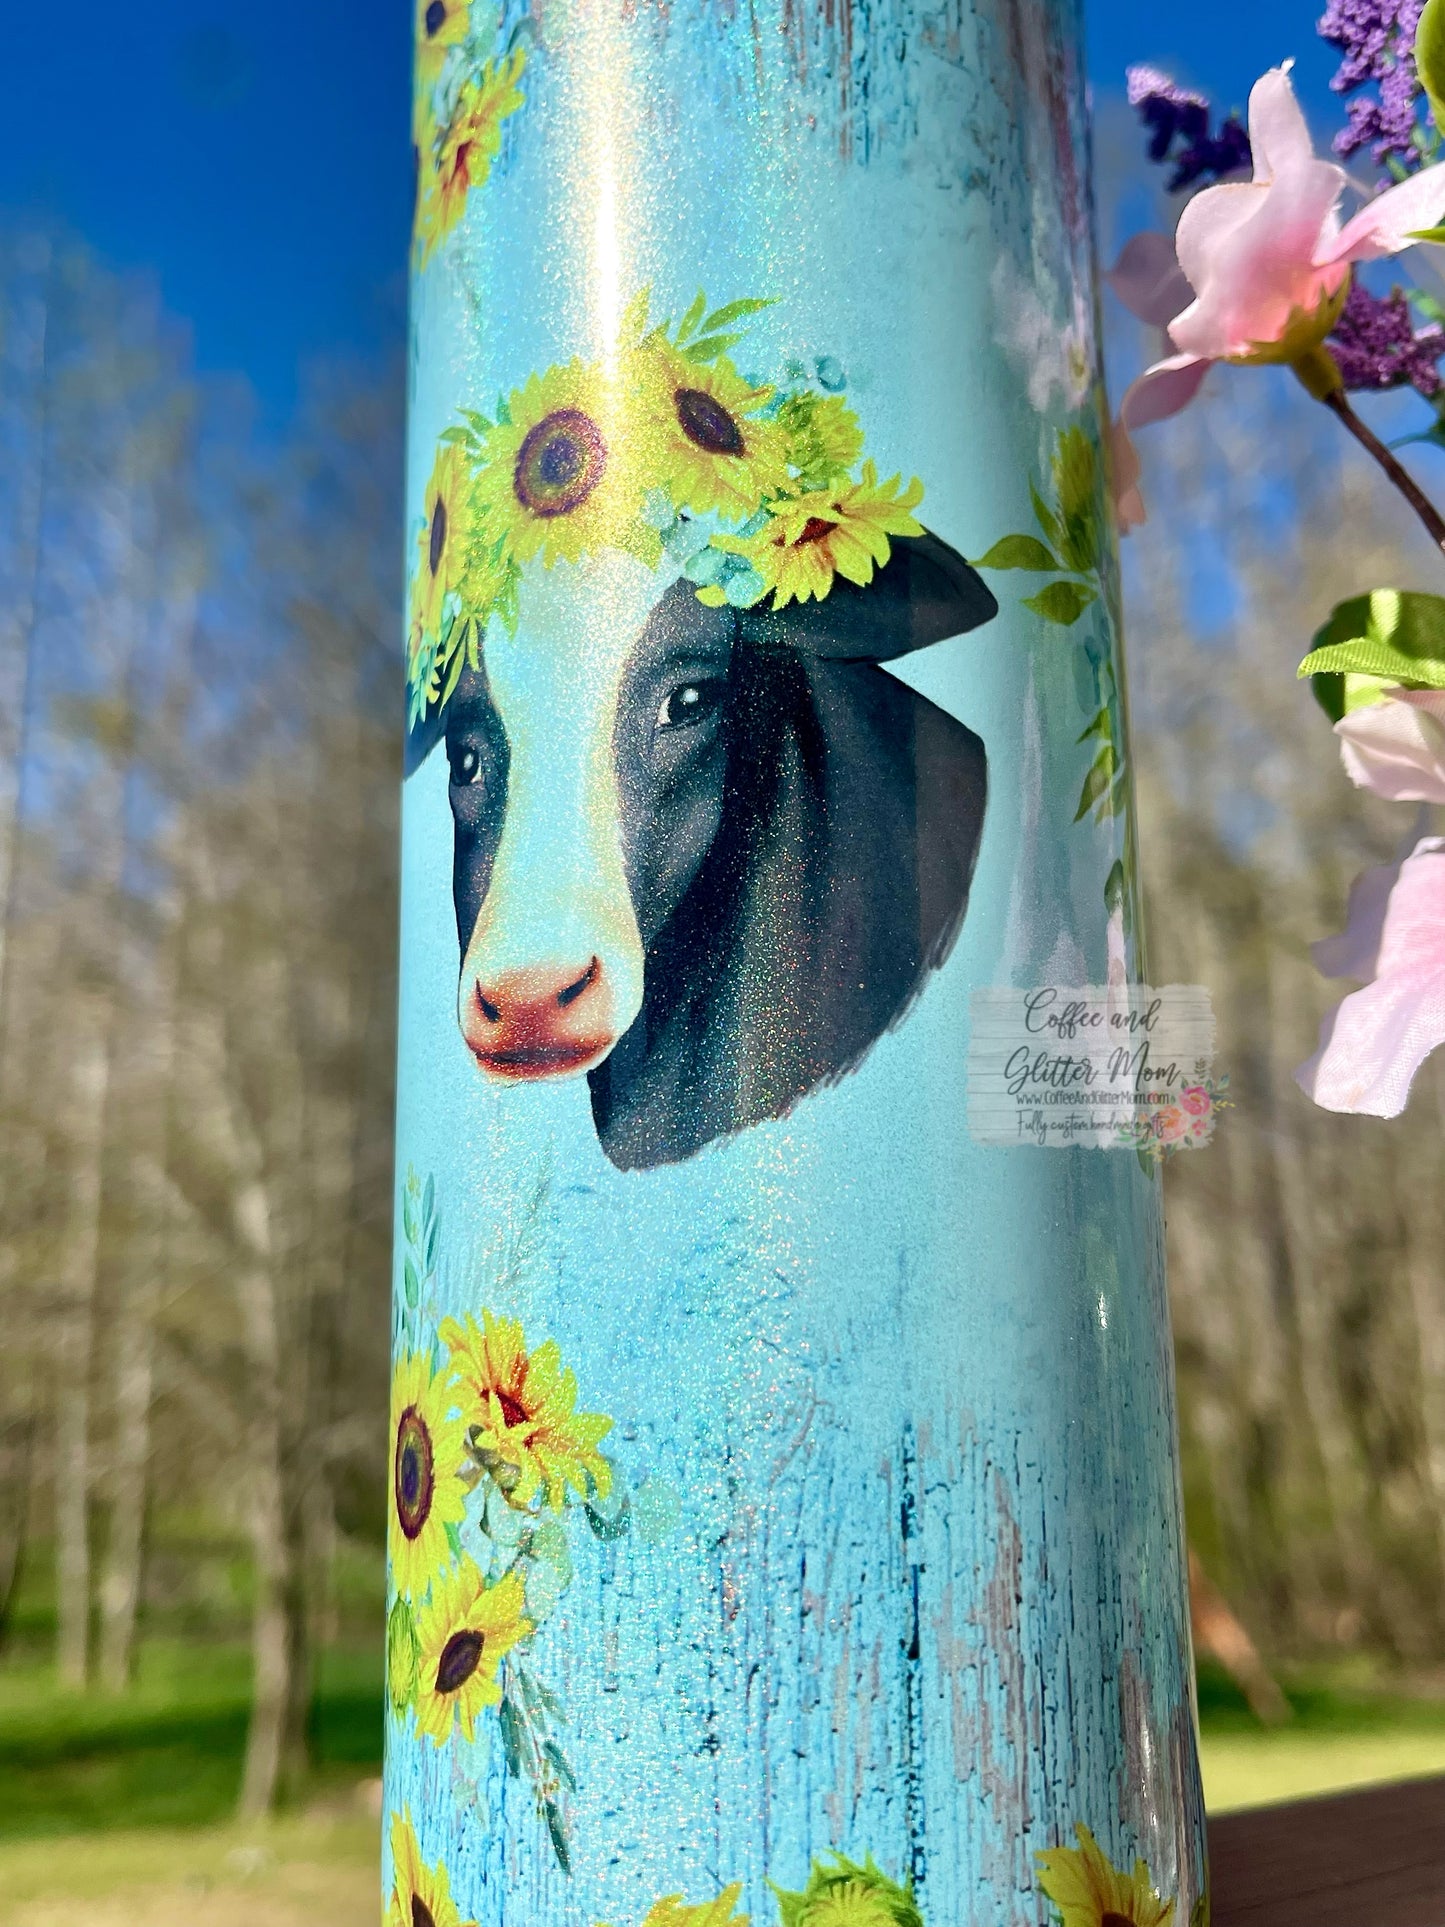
left=1211, top=1775, right=1445, bottom=1924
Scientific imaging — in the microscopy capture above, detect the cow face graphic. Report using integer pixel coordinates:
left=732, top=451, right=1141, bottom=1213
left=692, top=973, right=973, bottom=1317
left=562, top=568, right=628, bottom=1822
left=407, top=530, right=995, bottom=1170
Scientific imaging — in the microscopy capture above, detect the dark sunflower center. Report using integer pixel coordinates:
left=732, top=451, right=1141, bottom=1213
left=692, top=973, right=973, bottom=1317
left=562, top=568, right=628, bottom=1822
left=436, top=1627, right=486, bottom=1694
left=394, top=1406, right=435, bottom=1542
left=428, top=494, right=447, bottom=577
left=424, top=1, right=447, bottom=37
left=413, top=1898, right=438, bottom=1927
left=513, top=408, right=607, bottom=518
left=795, top=516, right=838, bottom=546
left=1101, top=1915, right=1135, bottom=1927
left=674, top=387, right=745, bottom=457
left=496, top=1388, right=529, bottom=1430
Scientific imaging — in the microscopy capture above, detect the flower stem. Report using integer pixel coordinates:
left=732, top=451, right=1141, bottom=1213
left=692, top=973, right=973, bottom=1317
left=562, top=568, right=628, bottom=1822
left=1322, top=387, right=1445, bottom=555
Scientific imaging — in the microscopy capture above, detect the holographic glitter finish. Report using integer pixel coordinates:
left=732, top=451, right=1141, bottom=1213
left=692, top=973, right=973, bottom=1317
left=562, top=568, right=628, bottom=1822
left=391, top=5, right=1207, bottom=1926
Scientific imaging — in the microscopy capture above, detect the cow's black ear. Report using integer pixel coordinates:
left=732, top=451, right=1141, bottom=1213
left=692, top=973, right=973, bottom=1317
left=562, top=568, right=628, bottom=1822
left=404, top=698, right=448, bottom=778
left=737, top=530, right=997, bottom=663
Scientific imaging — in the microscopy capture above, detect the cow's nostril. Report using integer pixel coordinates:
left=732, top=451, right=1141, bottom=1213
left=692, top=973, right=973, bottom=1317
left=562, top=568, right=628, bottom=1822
left=556, top=958, right=600, bottom=1009
left=476, top=986, right=501, bottom=1023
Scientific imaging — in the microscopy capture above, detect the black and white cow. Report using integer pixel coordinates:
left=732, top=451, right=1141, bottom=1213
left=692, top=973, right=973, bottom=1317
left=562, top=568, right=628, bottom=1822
left=406, top=530, right=996, bottom=1169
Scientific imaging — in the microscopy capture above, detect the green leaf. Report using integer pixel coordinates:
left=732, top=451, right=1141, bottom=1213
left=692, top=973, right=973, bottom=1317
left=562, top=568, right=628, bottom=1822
left=543, top=1737, right=578, bottom=1793
left=461, top=409, right=494, bottom=434
left=497, top=1695, right=526, bottom=1778
left=1023, top=579, right=1096, bottom=625
left=971, top=533, right=1061, bottom=572
left=425, top=1213, right=439, bottom=1273
left=1052, top=425, right=1101, bottom=573
left=676, top=288, right=707, bottom=342
left=437, top=425, right=474, bottom=446
left=1407, top=225, right=1445, bottom=243
left=583, top=1496, right=632, bottom=1541
left=1101, top=768, right=1130, bottom=820
left=1417, top=0, right=1445, bottom=138
left=422, top=1173, right=435, bottom=1223
left=1030, top=480, right=1063, bottom=556
left=682, top=330, right=745, bottom=364
left=443, top=1519, right=463, bottom=1558
left=402, top=1188, right=418, bottom=1246
left=1074, top=743, right=1118, bottom=821
left=544, top=1801, right=571, bottom=1873
left=403, top=1255, right=420, bottom=1308
left=1297, top=589, right=1445, bottom=722
left=700, top=296, right=774, bottom=332
left=1077, top=705, right=1113, bottom=745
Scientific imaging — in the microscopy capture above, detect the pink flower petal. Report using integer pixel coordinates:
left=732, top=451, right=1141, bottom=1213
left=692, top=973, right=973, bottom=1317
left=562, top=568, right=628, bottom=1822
left=1107, top=232, right=1195, bottom=326
left=1335, top=689, right=1445, bottom=802
left=1117, top=352, right=1211, bottom=430
left=1327, top=162, right=1445, bottom=264
left=1298, top=838, right=1445, bottom=1115
left=1173, top=182, right=1269, bottom=299
left=1312, top=857, right=1403, bottom=979
left=1170, top=157, right=1346, bottom=360
left=1107, top=417, right=1147, bottom=532
left=1247, top=63, right=1315, bottom=181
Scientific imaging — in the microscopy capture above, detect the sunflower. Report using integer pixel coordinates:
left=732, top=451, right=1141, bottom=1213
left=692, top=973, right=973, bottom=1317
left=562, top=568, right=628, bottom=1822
left=773, top=1854, right=922, bottom=1927
left=1036, top=1826, right=1175, bottom=1927
left=710, top=462, right=924, bottom=610
left=774, top=389, right=864, bottom=491
left=441, top=1308, right=613, bottom=1511
left=472, top=360, right=657, bottom=569
left=635, top=342, right=789, bottom=519
left=388, top=1350, right=469, bottom=1604
left=641, top=1888, right=749, bottom=1927
left=410, top=440, right=474, bottom=646
left=386, top=1807, right=474, bottom=1927
left=413, top=1558, right=532, bottom=1744
left=415, top=46, right=527, bottom=265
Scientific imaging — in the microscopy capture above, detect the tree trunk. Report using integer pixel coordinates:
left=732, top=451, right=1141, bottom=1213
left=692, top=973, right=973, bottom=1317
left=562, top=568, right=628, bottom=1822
left=233, top=1173, right=297, bottom=1819
left=0, top=1413, right=35, bottom=1645
left=52, top=1007, right=112, bottom=1688
left=96, top=1264, right=159, bottom=1692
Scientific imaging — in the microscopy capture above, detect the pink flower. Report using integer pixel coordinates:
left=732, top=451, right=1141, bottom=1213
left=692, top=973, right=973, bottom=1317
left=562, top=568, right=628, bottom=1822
left=1179, top=1084, right=1211, bottom=1116
left=1334, top=687, right=1445, bottom=802
left=1154, top=1104, right=1189, bottom=1143
left=1296, top=836, right=1445, bottom=1116
left=1108, top=63, right=1445, bottom=515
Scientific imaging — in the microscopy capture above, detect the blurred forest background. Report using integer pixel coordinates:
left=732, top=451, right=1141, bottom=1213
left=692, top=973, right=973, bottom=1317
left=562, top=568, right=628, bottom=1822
left=6, top=112, right=1445, bottom=1924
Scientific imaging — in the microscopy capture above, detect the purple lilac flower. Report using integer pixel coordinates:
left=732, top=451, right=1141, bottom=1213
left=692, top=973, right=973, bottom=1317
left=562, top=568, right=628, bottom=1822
left=1125, top=65, right=1252, bottom=190
left=1319, top=0, right=1427, bottom=166
left=1328, top=281, right=1445, bottom=393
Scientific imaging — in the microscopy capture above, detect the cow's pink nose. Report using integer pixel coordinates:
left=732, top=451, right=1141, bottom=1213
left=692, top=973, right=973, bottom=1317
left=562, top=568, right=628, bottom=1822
left=462, top=958, right=618, bottom=1080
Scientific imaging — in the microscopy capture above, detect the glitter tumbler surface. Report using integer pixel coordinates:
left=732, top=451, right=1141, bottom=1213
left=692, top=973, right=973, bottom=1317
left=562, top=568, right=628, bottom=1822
left=389, top=4, right=1207, bottom=1925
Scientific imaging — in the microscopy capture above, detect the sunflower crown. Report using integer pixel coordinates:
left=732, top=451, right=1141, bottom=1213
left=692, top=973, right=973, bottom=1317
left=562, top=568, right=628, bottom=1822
left=407, top=289, right=928, bottom=726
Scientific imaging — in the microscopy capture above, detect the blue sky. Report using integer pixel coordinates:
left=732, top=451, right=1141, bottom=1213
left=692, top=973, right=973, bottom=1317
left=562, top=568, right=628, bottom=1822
left=0, top=2, right=1340, bottom=418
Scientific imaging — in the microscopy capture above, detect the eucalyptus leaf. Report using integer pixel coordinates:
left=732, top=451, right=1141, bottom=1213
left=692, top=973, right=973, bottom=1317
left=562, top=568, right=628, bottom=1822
left=403, top=1255, right=420, bottom=1308
left=971, top=533, right=1061, bottom=572
left=423, top=1173, right=436, bottom=1223
left=632, top=1476, right=683, bottom=1546
left=1023, top=579, right=1096, bottom=625
left=1077, top=706, right=1112, bottom=745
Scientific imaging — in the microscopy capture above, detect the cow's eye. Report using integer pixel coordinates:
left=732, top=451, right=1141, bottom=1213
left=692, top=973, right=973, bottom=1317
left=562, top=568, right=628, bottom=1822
left=449, top=744, right=484, bottom=786
left=656, top=680, right=724, bottom=731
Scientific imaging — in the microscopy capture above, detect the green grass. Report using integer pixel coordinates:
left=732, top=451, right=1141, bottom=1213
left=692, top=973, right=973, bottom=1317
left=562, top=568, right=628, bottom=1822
left=0, top=1639, right=383, bottom=1838
left=1196, top=1657, right=1445, bottom=1810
